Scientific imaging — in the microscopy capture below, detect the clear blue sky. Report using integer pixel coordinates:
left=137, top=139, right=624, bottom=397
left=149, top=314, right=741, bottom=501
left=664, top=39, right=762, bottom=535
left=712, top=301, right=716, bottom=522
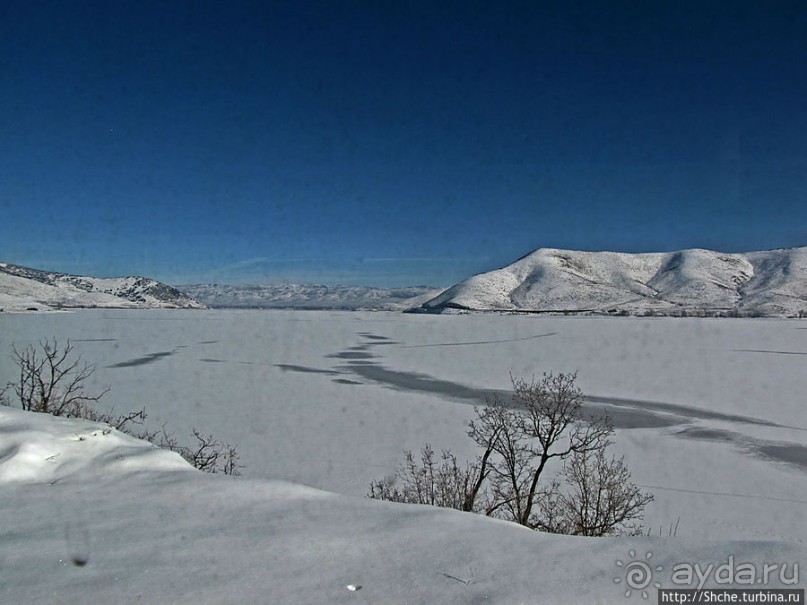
left=1, top=1, right=805, bottom=286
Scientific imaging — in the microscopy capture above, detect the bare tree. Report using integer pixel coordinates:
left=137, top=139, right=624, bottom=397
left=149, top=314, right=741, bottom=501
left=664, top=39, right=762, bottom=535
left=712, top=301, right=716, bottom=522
left=533, top=449, right=654, bottom=536
left=370, top=372, right=653, bottom=536
left=466, top=373, right=613, bottom=526
left=2, top=339, right=243, bottom=476
left=1, top=339, right=145, bottom=432
left=498, top=373, right=612, bottom=526
left=464, top=404, right=504, bottom=512
left=5, top=339, right=109, bottom=416
left=467, top=397, right=530, bottom=519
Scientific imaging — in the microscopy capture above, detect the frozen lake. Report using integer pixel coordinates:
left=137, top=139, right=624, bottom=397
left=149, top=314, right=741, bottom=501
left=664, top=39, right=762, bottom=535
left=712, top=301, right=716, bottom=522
left=2, top=309, right=806, bottom=542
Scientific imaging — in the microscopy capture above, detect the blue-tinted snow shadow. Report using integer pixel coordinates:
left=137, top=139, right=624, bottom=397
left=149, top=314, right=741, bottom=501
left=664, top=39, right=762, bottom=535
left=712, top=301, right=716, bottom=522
left=674, top=426, right=807, bottom=472
left=107, top=351, right=176, bottom=368
left=281, top=331, right=807, bottom=472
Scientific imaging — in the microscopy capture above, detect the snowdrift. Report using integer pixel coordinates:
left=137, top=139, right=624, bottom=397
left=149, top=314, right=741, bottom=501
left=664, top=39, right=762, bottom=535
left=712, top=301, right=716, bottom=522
left=1, top=406, right=803, bottom=604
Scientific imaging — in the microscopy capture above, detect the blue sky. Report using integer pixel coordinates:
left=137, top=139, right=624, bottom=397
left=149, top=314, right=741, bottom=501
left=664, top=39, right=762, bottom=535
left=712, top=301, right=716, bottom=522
left=1, top=1, right=805, bottom=286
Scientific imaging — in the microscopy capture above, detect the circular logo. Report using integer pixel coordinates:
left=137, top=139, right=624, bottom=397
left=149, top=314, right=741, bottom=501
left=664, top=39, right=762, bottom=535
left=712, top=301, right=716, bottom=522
left=614, top=550, right=663, bottom=599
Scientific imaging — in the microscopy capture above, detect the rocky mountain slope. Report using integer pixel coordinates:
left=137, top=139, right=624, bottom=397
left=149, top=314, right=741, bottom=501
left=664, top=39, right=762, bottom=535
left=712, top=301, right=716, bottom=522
left=0, top=262, right=204, bottom=311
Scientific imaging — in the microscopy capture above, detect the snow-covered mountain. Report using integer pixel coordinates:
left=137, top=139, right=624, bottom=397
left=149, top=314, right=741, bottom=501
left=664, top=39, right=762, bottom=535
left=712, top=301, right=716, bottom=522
left=419, top=247, right=807, bottom=317
left=177, top=283, right=444, bottom=311
left=0, top=262, right=204, bottom=311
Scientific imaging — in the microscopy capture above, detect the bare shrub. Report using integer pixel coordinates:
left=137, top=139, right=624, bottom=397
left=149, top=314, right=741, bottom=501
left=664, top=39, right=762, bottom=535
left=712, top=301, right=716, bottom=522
left=369, top=445, right=484, bottom=512
left=139, top=425, right=242, bottom=476
left=480, top=373, right=614, bottom=527
left=183, top=429, right=242, bottom=476
left=4, top=339, right=109, bottom=416
left=77, top=405, right=148, bottom=433
left=2, top=339, right=242, bottom=476
left=533, top=449, right=654, bottom=536
left=370, top=372, right=653, bottom=536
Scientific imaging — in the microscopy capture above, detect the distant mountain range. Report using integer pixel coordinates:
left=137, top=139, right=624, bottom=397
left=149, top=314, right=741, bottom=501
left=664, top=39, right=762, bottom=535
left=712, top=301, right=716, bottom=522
left=4, top=247, right=805, bottom=316
left=417, top=247, right=806, bottom=318
left=0, top=262, right=204, bottom=311
left=176, top=283, right=444, bottom=311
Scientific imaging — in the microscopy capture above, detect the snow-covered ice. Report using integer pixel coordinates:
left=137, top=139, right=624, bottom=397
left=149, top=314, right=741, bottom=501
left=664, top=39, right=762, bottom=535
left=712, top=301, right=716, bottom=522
left=0, top=309, right=805, bottom=603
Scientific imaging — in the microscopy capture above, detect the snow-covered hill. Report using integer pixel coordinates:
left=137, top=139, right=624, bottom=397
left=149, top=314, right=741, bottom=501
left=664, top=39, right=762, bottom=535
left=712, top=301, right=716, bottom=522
left=177, top=283, right=444, bottom=311
left=419, top=247, right=807, bottom=317
left=0, top=262, right=204, bottom=311
left=3, top=405, right=804, bottom=604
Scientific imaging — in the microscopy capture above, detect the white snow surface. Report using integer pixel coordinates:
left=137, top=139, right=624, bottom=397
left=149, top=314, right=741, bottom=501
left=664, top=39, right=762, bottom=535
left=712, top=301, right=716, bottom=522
left=1, top=310, right=805, bottom=603
left=0, top=262, right=204, bottom=311
left=422, top=247, right=807, bottom=317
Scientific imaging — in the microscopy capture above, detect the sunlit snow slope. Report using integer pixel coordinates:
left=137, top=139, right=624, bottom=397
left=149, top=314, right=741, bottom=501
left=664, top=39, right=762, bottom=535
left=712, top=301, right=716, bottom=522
left=2, top=405, right=804, bottom=604
left=421, top=247, right=806, bottom=317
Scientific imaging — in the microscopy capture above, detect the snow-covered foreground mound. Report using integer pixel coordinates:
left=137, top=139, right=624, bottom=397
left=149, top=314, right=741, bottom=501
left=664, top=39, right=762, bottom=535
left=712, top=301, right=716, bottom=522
left=422, top=247, right=807, bottom=317
left=1, top=406, right=804, bottom=605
